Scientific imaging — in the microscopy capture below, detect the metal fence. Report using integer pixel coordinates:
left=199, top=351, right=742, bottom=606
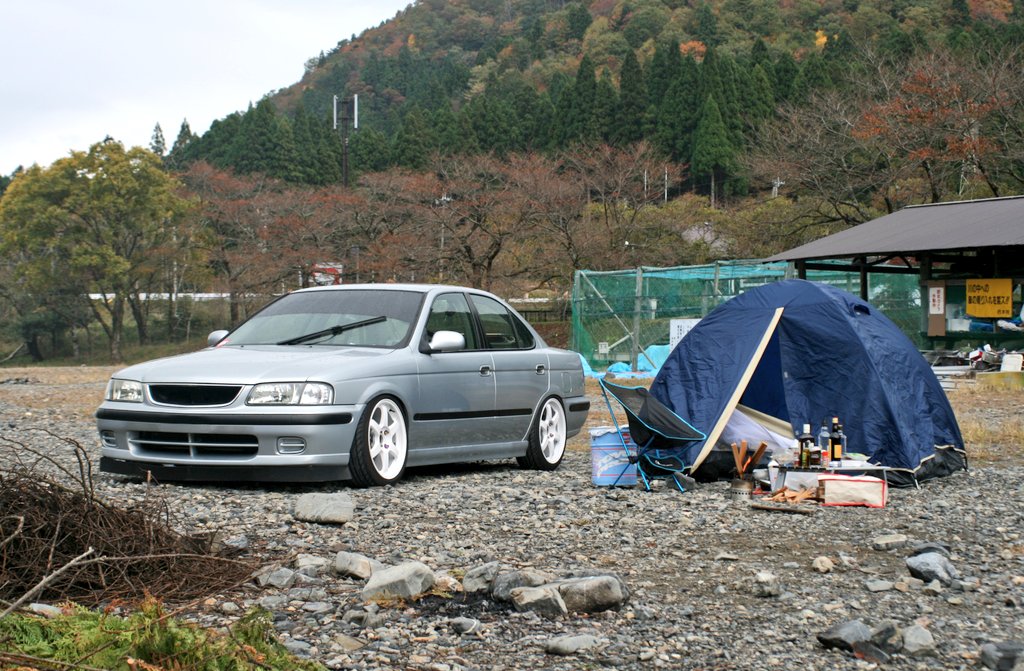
left=571, top=261, right=923, bottom=370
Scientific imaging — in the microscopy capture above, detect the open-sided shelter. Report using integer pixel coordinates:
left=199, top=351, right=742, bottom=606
left=650, top=280, right=966, bottom=486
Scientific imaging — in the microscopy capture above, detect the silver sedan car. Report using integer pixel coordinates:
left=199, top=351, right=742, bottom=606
left=96, top=284, right=589, bottom=486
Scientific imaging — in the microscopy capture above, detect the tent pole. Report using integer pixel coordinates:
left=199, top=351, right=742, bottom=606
left=690, top=307, right=785, bottom=472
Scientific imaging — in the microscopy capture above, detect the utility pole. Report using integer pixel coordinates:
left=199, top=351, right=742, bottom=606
left=333, top=94, right=358, bottom=187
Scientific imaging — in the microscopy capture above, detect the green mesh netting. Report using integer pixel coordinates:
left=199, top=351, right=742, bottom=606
left=571, top=261, right=923, bottom=370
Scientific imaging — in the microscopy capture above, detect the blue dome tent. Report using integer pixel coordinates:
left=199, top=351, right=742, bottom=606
left=650, top=280, right=966, bottom=486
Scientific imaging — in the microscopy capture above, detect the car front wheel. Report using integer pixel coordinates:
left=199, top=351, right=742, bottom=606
left=518, top=396, right=566, bottom=471
left=350, top=396, right=408, bottom=486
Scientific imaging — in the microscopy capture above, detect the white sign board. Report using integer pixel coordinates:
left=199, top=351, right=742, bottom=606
left=669, top=318, right=701, bottom=351
left=928, top=285, right=945, bottom=316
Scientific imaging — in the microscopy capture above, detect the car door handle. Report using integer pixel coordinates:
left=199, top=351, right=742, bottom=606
left=535, top=364, right=546, bottom=375
left=479, top=365, right=492, bottom=376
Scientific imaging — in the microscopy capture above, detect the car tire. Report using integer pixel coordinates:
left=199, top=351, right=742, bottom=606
left=349, top=396, right=408, bottom=487
left=517, top=396, right=566, bottom=471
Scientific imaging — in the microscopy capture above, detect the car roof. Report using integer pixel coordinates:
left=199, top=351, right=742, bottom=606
left=294, top=283, right=491, bottom=295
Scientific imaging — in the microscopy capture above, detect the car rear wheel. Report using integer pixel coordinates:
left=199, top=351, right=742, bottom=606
left=350, top=396, right=408, bottom=486
left=517, top=396, right=566, bottom=471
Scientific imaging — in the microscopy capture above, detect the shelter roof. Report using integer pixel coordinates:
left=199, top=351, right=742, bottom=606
left=764, top=196, right=1024, bottom=262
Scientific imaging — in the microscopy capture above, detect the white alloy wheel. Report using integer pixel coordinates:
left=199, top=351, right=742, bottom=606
left=519, top=396, right=567, bottom=470
left=537, top=397, right=567, bottom=463
left=350, top=396, right=409, bottom=486
left=367, top=398, right=407, bottom=481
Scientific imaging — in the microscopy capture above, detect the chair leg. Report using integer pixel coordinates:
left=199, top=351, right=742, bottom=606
left=638, top=467, right=652, bottom=492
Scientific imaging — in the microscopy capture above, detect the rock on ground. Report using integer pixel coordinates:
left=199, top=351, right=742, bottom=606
left=3, top=374, right=1024, bottom=671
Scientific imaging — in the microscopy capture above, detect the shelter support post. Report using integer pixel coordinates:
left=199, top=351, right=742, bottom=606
left=857, top=256, right=868, bottom=300
left=631, top=266, right=644, bottom=371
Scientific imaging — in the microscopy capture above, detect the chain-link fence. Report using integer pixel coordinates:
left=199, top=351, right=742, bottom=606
left=571, top=261, right=923, bottom=371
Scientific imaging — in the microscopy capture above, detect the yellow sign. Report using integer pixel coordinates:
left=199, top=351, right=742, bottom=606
left=966, top=278, right=1013, bottom=318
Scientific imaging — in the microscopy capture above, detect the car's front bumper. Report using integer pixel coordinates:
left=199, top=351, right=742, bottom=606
left=98, top=456, right=350, bottom=482
left=96, top=402, right=363, bottom=482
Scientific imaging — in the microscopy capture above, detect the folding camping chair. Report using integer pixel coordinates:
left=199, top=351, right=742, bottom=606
left=598, top=377, right=706, bottom=492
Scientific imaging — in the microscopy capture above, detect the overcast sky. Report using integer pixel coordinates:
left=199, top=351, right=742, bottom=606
left=0, top=0, right=411, bottom=175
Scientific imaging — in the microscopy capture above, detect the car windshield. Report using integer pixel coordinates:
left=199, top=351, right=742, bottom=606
left=224, top=289, right=424, bottom=348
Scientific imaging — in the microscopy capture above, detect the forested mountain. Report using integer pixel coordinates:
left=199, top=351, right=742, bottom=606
left=6, top=0, right=1024, bottom=361
left=169, top=0, right=1024, bottom=205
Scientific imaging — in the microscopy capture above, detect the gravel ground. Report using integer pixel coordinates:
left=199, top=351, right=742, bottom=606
left=1, top=368, right=1023, bottom=671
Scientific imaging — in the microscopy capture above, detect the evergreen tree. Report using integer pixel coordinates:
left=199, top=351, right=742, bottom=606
left=554, top=55, right=600, bottom=146
left=772, top=52, right=799, bottom=102
left=699, top=48, right=742, bottom=141
left=455, top=112, right=482, bottom=156
left=150, top=123, right=167, bottom=156
left=951, top=0, right=971, bottom=26
left=523, top=15, right=545, bottom=61
left=463, top=95, right=519, bottom=155
left=751, top=37, right=772, bottom=71
left=193, top=113, right=244, bottom=169
left=823, top=29, right=856, bottom=65
left=317, top=109, right=345, bottom=184
left=881, top=26, right=916, bottom=61
left=695, top=2, right=720, bottom=48
left=655, top=55, right=701, bottom=161
left=716, top=52, right=744, bottom=137
left=530, top=91, right=558, bottom=151
left=497, top=74, right=547, bottom=151
left=791, top=53, right=833, bottom=103
left=613, top=51, right=648, bottom=146
left=350, top=127, right=392, bottom=172
left=595, top=70, right=619, bottom=143
left=166, top=120, right=196, bottom=169
left=741, top=64, right=775, bottom=127
left=291, top=105, right=322, bottom=184
left=392, top=107, right=436, bottom=169
left=566, top=2, right=593, bottom=41
left=646, top=39, right=681, bottom=110
left=691, top=95, right=736, bottom=208
left=231, top=99, right=301, bottom=181
left=433, top=104, right=464, bottom=155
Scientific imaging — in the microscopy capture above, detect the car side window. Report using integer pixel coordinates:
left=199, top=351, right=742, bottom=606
left=426, top=293, right=479, bottom=350
left=470, top=295, right=535, bottom=350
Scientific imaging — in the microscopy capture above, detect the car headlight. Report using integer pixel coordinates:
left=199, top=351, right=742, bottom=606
left=106, top=379, right=143, bottom=402
left=247, top=382, right=334, bottom=405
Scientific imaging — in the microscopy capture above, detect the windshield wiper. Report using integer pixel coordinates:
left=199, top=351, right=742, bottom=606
left=277, top=316, right=387, bottom=346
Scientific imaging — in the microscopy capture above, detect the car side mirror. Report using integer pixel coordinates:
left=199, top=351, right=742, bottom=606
left=207, top=329, right=230, bottom=347
left=428, top=330, right=466, bottom=353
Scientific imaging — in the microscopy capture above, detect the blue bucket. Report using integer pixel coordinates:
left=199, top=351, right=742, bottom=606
left=590, top=427, right=637, bottom=486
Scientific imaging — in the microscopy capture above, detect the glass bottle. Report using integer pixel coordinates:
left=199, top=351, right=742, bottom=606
left=817, top=421, right=831, bottom=468
left=798, top=423, right=815, bottom=468
left=829, top=416, right=844, bottom=462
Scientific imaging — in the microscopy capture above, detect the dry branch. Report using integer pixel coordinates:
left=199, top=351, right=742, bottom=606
left=0, top=433, right=255, bottom=607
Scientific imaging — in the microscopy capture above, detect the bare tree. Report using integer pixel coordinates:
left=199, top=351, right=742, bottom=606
left=560, top=142, right=683, bottom=269
left=746, top=44, right=1024, bottom=232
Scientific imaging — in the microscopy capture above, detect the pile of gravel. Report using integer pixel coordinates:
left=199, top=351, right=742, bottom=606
left=2, top=403, right=1022, bottom=671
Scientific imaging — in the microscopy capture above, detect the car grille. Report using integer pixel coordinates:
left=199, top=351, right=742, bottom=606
left=148, top=384, right=242, bottom=406
left=130, top=431, right=259, bottom=458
